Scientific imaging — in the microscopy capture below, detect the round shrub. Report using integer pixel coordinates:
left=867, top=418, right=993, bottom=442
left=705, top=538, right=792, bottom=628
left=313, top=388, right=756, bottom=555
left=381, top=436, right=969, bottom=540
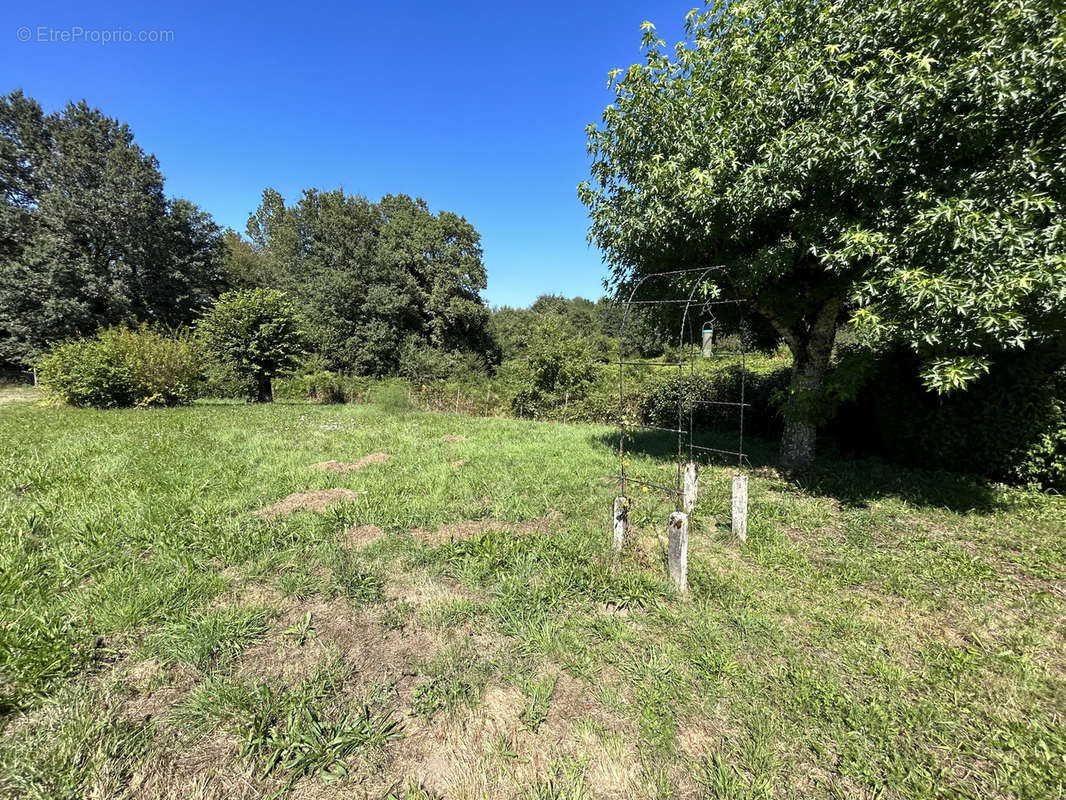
left=196, top=289, right=305, bottom=403
left=37, top=338, right=133, bottom=408
left=36, top=326, right=201, bottom=408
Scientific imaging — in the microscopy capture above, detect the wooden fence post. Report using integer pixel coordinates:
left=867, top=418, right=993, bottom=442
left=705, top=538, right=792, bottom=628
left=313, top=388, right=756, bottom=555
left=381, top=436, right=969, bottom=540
left=668, top=511, right=688, bottom=592
left=732, top=474, right=748, bottom=543
left=613, top=496, right=630, bottom=551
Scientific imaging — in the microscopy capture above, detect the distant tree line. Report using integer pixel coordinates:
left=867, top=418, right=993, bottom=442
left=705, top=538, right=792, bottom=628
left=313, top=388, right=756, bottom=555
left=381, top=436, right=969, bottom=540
left=0, top=90, right=498, bottom=379
left=4, top=63, right=1063, bottom=488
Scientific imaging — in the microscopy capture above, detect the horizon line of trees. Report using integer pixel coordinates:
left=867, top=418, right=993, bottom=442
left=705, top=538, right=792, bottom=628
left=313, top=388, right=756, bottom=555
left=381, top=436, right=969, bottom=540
left=0, top=89, right=504, bottom=380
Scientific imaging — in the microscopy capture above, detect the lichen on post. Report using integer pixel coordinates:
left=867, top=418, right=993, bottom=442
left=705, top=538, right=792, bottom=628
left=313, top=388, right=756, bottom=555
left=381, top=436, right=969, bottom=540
left=732, top=474, right=748, bottom=542
left=683, top=462, right=698, bottom=514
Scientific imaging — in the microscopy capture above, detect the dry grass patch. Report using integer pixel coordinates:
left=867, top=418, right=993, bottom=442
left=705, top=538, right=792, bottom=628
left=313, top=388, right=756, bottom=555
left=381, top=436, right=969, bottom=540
left=388, top=574, right=483, bottom=609
left=129, top=733, right=268, bottom=800
left=441, top=435, right=467, bottom=443
left=384, top=684, right=540, bottom=798
left=339, top=524, right=386, bottom=548
left=408, top=514, right=557, bottom=544
left=253, top=488, right=365, bottom=519
left=123, top=677, right=193, bottom=724
left=0, top=385, right=40, bottom=404
left=381, top=671, right=644, bottom=800
left=310, top=453, right=391, bottom=473
left=110, top=657, right=200, bottom=726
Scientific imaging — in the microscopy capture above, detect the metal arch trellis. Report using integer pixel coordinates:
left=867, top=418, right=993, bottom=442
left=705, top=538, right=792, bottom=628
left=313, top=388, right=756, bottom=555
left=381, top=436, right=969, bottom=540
left=614, top=265, right=750, bottom=515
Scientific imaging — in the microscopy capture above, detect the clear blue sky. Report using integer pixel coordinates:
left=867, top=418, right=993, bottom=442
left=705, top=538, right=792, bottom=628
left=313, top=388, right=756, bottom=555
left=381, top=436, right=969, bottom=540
left=1, top=1, right=690, bottom=308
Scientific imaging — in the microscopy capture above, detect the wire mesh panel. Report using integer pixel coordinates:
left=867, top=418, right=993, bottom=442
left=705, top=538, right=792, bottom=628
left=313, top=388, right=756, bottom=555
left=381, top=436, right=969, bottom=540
left=614, top=267, right=749, bottom=514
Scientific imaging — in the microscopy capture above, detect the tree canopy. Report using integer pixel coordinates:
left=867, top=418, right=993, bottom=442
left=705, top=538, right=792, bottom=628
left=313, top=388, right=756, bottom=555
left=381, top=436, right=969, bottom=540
left=0, top=91, right=225, bottom=367
left=580, top=0, right=1066, bottom=468
left=246, top=188, right=496, bottom=376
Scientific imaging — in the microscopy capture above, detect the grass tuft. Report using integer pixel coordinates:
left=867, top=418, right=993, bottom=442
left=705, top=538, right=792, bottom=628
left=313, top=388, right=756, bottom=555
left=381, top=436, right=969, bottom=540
left=141, top=607, right=268, bottom=670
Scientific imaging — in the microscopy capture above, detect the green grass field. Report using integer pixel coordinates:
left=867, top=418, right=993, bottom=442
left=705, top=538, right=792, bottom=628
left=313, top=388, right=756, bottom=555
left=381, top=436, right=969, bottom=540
left=1, top=388, right=1064, bottom=799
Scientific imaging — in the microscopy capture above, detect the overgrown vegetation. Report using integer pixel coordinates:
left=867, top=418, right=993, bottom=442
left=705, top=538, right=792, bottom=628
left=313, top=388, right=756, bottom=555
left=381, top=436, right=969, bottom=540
left=36, top=325, right=201, bottom=408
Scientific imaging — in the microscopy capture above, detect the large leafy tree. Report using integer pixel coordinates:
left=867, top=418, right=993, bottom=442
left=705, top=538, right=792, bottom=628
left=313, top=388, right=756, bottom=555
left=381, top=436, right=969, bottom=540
left=0, top=91, right=226, bottom=367
left=580, top=0, right=1066, bottom=469
left=247, top=188, right=495, bottom=375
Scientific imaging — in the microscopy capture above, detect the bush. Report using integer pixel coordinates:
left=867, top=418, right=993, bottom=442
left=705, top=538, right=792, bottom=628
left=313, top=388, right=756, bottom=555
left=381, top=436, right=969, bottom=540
left=831, top=345, right=1066, bottom=489
left=510, top=321, right=598, bottom=420
left=100, top=327, right=202, bottom=406
left=398, top=340, right=488, bottom=384
left=273, top=370, right=368, bottom=404
left=639, top=362, right=789, bottom=438
left=37, top=326, right=201, bottom=408
left=37, top=338, right=133, bottom=408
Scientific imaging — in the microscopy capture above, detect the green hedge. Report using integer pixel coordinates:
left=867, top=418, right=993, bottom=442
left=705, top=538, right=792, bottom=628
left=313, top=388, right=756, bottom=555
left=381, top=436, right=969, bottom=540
left=830, top=346, right=1066, bottom=489
left=638, top=365, right=788, bottom=439
left=272, top=370, right=371, bottom=404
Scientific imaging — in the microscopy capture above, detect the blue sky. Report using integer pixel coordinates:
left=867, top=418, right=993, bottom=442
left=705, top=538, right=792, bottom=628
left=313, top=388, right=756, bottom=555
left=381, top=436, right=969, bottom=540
left=1, top=1, right=690, bottom=308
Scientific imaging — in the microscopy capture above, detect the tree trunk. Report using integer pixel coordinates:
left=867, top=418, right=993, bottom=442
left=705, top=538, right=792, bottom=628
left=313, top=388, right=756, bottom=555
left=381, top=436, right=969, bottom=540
left=256, top=374, right=273, bottom=403
left=780, top=351, right=830, bottom=471
left=756, top=296, right=843, bottom=472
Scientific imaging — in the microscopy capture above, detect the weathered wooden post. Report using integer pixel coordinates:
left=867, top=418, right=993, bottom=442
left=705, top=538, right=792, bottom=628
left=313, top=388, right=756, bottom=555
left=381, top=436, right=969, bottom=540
left=731, top=474, right=748, bottom=543
left=683, top=462, right=698, bottom=514
left=668, top=511, right=688, bottom=592
left=612, top=496, right=630, bottom=551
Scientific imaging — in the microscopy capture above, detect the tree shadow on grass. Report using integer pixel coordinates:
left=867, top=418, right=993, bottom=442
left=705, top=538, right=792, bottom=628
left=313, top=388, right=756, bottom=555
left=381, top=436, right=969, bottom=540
left=593, top=428, right=778, bottom=470
left=591, top=427, right=1007, bottom=514
left=790, top=456, right=1005, bottom=514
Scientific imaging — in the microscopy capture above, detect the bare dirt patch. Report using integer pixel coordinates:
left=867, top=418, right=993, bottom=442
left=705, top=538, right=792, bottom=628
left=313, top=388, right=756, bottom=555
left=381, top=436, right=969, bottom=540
left=124, top=682, right=191, bottom=724
left=441, top=435, right=467, bottom=443
left=253, top=488, right=365, bottom=519
left=311, top=453, right=391, bottom=473
left=450, top=459, right=469, bottom=468
left=237, top=599, right=436, bottom=691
